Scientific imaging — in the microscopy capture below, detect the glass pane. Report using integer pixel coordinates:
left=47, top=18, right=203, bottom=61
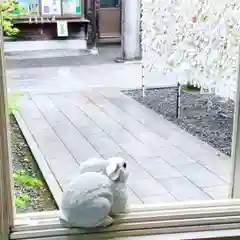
left=2, top=0, right=239, bottom=223
left=41, top=0, right=61, bottom=14
left=62, top=0, right=81, bottom=14
left=100, top=0, right=118, bottom=8
left=10, top=0, right=39, bottom=15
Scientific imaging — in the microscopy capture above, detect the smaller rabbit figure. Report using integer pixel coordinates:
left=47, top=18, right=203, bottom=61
left=60, top=157, right=129, bottom=228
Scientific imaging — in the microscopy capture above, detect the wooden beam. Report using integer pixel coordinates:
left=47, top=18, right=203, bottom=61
left=0, top=16, right=15, bottom=239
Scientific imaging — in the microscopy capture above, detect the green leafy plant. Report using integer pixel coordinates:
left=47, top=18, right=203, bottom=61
left=8, top=91, right=23, bottom=114
left=15, top=193, right=30, bottom=208
left=13, top=171, right=43, bottom=188
left=14, top=170, right=43, bottom=209
left=0, top=0, right=24, bottom=36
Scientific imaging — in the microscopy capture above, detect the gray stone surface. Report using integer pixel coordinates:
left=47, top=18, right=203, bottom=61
left=32, top=94, right=102, bottom=162
left=7, top=47, right=177, bottom=93
left=160, top=177, right=212, bottom=201
left=175, top=163, right=226, bottom=188
left=4, top=39, right=87, bottom=53
left=18, top=95, right=81, bottom=190
left=6, top=46, right=121, bottom=69
left=16, top=90, right=230, bottom=205
left=127, top=188, right=143, bottom=204
left=136, top=157, right=183, bottom=180
left=202, top=186, right=229, bottom=199
left=127, top=178, right=168, bottom=198
left=141, top=194, right=177, bottom=204
left=5, top=49, right=89, bottom=60
left=9, top=48, right=230, bottom=205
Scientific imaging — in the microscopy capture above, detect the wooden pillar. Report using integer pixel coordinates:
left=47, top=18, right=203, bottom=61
left=90, top=0, right=99, bottom=55
left=0, top=16, right=14, bottom=239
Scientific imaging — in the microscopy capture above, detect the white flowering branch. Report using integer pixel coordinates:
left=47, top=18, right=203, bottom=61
left=141, top=0, right=240, bottom=100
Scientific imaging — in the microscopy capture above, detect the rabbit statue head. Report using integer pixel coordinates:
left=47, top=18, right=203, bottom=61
left=105, top=157, right=129, bottom=183
left=79, top=157, right=129, bottom=183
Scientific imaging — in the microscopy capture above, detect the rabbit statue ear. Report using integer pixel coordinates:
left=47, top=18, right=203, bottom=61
left=106, top=162, right=121, bottom=181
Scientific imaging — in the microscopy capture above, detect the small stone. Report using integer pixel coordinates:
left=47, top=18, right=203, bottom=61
left=123, top=87, right=233, bottom=156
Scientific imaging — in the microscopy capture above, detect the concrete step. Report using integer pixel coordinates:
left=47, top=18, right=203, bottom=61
left=4, top=39, right=87, bottom=53
left=5, top=45, right=122, bottom=69
left=5, top=49, right=90, bottom=60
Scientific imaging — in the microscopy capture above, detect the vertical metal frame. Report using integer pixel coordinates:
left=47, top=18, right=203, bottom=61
left=0, top=21, right=14, bottom=239
left=230, top=44, right=240, bottom=198
left=39, top=0, right=43, bottom=17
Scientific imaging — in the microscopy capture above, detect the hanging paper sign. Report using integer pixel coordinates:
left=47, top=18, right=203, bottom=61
left=62, top=0, right=81, bottom=14
left=42, top=0, right=61, bottom=14
left=57, top=21, right=68, bottom=37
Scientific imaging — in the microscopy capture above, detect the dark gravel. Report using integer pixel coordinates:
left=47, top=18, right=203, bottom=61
left=123, top=87, right=234, bottom=156
left=11, top=115, right=57, bottom=213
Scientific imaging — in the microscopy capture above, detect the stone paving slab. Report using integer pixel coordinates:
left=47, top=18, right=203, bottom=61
left=4, top=39, right=87, bottom=53
left=175, top=163, right=226, bottom=188
left=17, top=95, right=81, bottom=191
left=6, top=46, right=121, bottom=69
left=5, top=49, right=89, bottom=60
left=202, top=186, right=229, bottom=199
left=16, top=90, right=231, bottom=206
left=159, top=177, right=212, bottom=202
left=7, top=63, right=177, bottom=95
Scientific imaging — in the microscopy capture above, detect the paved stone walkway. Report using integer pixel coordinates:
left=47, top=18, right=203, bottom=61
left=7, top=49, right=231, bottom=206
left=5, top=46, right=120, bottom=69
left=4, top=39, right=87, bottom=53
left=7, top=63, right=178, bottom=94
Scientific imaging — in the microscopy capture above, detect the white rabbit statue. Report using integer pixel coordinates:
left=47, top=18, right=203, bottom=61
left=60, top=157, right=129, bottom=228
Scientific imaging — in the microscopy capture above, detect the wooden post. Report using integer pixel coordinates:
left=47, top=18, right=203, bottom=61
left=0, top=15, right=14, bottom=240
left=230, top=44, right=240, bottom=198
left=141, top=64, right=145, bottom=97
left=90, top=0, right=98, bottom=55
left=176, top=83, right=181, bottom=118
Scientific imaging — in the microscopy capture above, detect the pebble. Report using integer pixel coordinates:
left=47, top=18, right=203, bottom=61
left=124, top=87, right=234, bottom=156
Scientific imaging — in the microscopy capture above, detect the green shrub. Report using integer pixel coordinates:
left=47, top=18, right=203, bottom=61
left=8, top=91, right=23, bottom=114
left=13, top=171, right=43, bottom=188
left=0, top=0, right=24, bottom=36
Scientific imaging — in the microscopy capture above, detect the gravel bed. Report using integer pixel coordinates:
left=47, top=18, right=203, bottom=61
left=123, top=87, right=234, bottom=156
left=11, top=115, right=57, bottom=213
